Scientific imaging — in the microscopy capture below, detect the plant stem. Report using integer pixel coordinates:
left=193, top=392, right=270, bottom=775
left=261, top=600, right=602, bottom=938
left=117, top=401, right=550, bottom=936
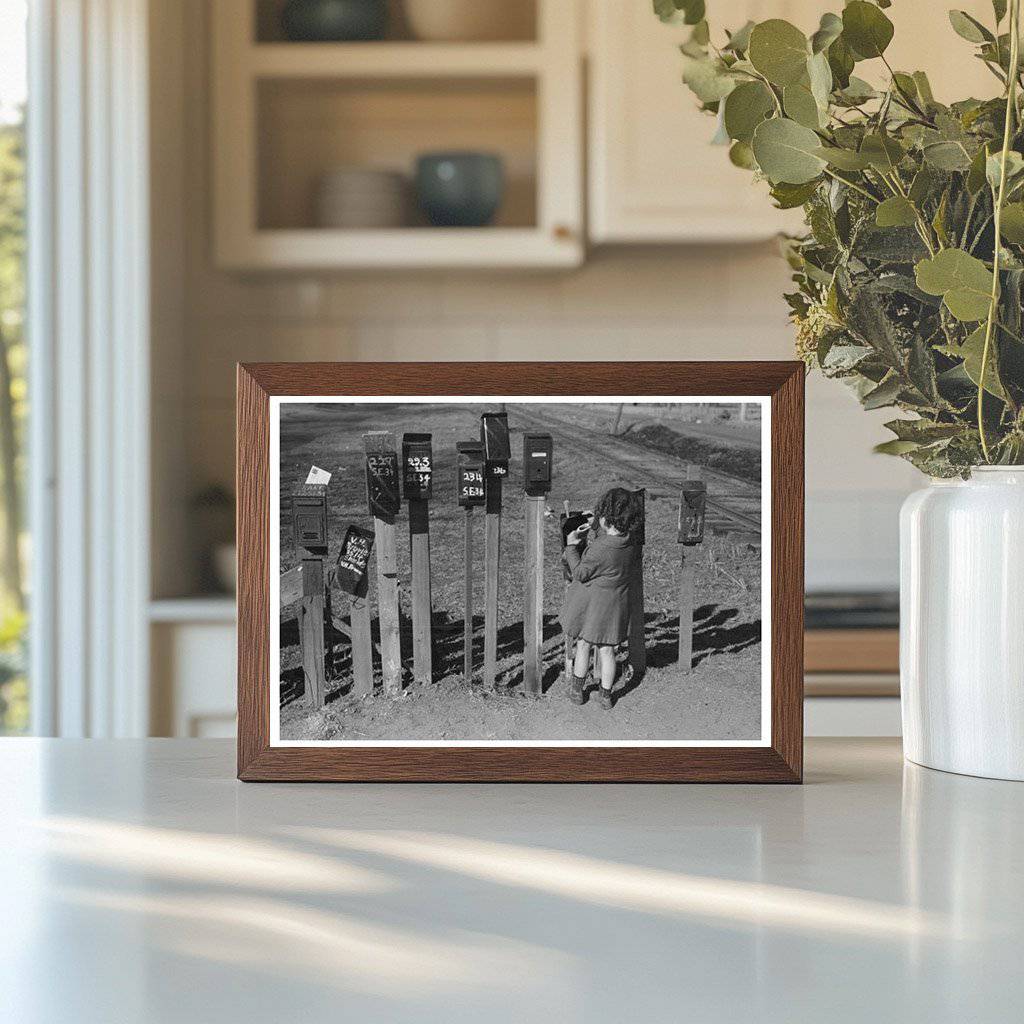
left=979, top=0, right=1021, bottom=462
left=821, top=167, right=879, bottom=203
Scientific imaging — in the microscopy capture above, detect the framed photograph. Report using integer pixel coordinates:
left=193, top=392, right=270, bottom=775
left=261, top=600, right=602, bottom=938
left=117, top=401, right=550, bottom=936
left=237, top=362, right=804, bottom=782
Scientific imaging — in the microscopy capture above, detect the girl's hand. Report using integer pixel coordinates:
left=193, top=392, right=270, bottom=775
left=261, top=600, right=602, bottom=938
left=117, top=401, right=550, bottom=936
left=566, top=526, right=586, bottom=545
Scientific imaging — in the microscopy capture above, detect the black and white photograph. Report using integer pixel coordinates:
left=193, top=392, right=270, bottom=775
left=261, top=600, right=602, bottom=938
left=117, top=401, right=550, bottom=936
left=271, top=396, right=770, bottom=746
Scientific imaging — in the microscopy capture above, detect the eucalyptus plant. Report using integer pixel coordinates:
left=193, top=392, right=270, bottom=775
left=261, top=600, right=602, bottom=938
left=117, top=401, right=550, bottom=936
left=659, top=0, right=1024, bottom=475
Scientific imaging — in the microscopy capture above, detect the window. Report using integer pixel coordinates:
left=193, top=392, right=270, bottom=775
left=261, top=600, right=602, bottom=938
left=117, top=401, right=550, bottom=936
left=0, top=0, right=28, bottom=734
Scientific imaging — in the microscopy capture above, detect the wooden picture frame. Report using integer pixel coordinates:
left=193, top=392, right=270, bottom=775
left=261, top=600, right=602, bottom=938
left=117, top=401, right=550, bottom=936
left=237, top=362, right=804, bottom=782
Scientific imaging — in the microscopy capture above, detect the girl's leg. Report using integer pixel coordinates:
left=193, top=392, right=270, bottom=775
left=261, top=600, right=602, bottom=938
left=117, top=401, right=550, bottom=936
left=573, top=640, right=593, bottom=679
left=597, top=646, right=617, bottom=709
left=568, top=639, right=591, bottom=705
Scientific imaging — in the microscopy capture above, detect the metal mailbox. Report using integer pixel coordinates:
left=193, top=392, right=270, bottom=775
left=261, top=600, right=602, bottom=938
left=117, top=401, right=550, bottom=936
left=631, top=487, right=646, bottom=546
left=364, top=434, right=401, bottom=520
left=457, top=440, right=486, bottom=508
left=402, top=432, right=433, bottom=501
left=335, top=524, right=375, bottom=596
left=480, top=412, right=511, bottom=478
left=292, top=483, right=328, bottom=552
left=523, top=432, right=553, bottom=496
left=678, top=480, right=708, bottom=546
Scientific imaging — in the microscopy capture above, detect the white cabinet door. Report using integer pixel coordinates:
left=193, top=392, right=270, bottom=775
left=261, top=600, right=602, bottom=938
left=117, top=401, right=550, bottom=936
left=588, top=1, right=814, bottom=243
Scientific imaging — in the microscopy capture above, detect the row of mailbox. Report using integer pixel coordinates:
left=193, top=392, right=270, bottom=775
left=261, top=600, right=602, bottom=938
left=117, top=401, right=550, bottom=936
left=293, top=411, right=708, bottom=553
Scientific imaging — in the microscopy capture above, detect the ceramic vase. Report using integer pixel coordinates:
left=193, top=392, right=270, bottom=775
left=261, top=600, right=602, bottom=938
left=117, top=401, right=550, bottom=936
left=900, top=467, right=1024, bottom=781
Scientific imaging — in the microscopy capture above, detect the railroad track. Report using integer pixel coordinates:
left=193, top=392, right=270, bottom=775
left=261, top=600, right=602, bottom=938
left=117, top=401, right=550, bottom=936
left=509, top=404, right=761, bottom=536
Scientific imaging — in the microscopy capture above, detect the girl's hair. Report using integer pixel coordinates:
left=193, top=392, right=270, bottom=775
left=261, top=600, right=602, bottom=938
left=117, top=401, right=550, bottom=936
left=594, top=487, right=641, bottom=540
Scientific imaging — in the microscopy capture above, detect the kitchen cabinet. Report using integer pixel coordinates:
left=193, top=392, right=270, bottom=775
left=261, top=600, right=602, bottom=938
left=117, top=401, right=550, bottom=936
left=587, top=0, right=999, bottom=244
left=211, top=0, right=583, bottom=269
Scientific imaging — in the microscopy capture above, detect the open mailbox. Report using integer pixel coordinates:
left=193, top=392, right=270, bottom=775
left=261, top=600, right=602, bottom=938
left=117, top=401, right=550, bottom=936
left=678, top=480, right=708, bottom=546
left=402, top=432, right=433, bottom=501
left=456, top=440, right=486, bottom=508
left=480, top=412, right=511, bottom=478
left=292, top=483, right=328, bottom=552
left=523, top=432, right=553, bottom=496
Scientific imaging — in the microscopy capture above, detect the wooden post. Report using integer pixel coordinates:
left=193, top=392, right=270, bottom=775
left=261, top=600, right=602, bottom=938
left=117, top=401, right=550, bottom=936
left=373, top=517, right=402, bottom=696
left=483, top=476, right=502, bottom=689
left=409, top=498, right=433, bottom=685
left=679, top=464, right=703, bottom=673
left=299, top=556, right=326, bottom=708
left=628, top=488, right=646, bottom=679
left=349, top=592, right=374, bottom=696
left=523, top=494, right=545, bottom=695
left=464, top=507, right=475, bottom=683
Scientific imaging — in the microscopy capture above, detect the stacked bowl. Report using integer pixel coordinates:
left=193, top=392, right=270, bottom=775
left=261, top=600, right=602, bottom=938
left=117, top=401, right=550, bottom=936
left=314, top=167, right=409, bottom=229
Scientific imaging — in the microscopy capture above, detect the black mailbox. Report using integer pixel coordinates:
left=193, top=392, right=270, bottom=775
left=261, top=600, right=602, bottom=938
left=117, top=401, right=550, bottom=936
left=335, top=524, right=375, bottom=596
left=402, top=432, right=433, bottom=501
left=523, top=432, right=553, bottom=496
left=480, top=412, right=511, bottom=478
left=293, top=483, right=328, bottom=552
left=457, top=440, right=486, bottom=508
left=364, top=432, right=401, bottom=520
left=679, top=480, right=707, bottom=546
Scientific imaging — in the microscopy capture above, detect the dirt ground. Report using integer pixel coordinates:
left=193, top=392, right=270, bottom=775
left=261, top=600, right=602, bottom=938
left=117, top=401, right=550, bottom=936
left=278, top=402, right=763, bottom=743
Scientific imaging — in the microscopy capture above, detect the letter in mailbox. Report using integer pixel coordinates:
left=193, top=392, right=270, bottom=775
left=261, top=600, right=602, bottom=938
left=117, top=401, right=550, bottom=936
left=292, top=483, right=328, bottom=553
left=363, top=431, right=401, bottom=520
left=678, top=480, right=707, bottom=546
left=523, top=432, right=553, bottom=496
left=457, top=440, right=486, bottom=508
left=335, top=524, right=375, bottom=596
left=402, top=432, right=433, bottom=501
left=480, top=412, right=511, bottom=478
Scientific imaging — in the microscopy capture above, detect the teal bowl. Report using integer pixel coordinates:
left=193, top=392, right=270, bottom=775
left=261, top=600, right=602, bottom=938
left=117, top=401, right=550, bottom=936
left=281, top=0, right=388, bottom=42
left=415, top=152, right=505, bottom=228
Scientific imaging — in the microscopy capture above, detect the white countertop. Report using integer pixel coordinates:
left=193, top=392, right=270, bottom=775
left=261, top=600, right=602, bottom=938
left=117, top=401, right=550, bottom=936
left=1, top=738, right=1021, bottom=1023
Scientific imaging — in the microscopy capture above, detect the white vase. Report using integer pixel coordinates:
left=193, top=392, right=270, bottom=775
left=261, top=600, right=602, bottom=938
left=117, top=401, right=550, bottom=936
left=900, top=467, right=1024, bottom=780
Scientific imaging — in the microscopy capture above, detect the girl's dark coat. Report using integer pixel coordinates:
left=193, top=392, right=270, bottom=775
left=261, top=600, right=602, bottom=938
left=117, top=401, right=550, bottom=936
left=559, top=532, right=636, bottom=646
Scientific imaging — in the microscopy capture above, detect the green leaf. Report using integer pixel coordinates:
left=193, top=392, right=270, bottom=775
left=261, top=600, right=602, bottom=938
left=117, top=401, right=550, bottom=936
left=948, top=10, right=993, bottom=44
left=748, top=19, right=810, bottom=87
left=862, top=374, right=902, bottom=409
left=874, top=439, right=922, bottom=455
left=909, top=165, right=936, bottom=205
left=986, top=150, right=1024, bottom=190
left=967, top=143, right=993, bottom=193
left=860, top=133, right=905, bottom=173
left=923, top=141, right=973, bottom=171
left=842, top=1, right=894, bottom=60
left=723, top=81, right=775, bottom=143
left=783, top=83, right=822, bottom=128
left=654, top=0, right=705, bottom=25
left=810, top=12, right=843, bottom=54
left=752, top=117, right=827, bottom=184
left=1000, top=202, right=1024, bottom=242
left=915, top=249, right=994, bottom=321
left=770, top=179, right=820, bottom=209
left=728, top=140, right=758, bottom=169
left=807, top=51, right=833, bottom=110
left=815, top=146, right=872, bottom=170
left=827, top=35, right=855, bottom=89
left=875, top=196, right=918, bottom=228
left=959, top=324, right=1007, bottom=398
left=993, top=0, right=1008, bottom=24
left=912, top=71, right=935, bottom=105
left=885, top=418, right=963, bottom=443
left=681, top=55, right=737, bottom=103
left=724, top=20, right=755, bottom=53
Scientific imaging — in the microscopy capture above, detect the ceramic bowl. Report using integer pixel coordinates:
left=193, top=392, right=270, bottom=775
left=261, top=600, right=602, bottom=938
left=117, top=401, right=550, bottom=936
left=415, top=152, right=504, bottom=227
left=403, top=0, right=533, bottom=42
left=280, top=0, right=388, bottom=42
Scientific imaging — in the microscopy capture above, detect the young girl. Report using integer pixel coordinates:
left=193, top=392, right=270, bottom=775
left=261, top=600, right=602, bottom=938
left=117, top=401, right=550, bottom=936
left=559, top=487, right=639, bottom=710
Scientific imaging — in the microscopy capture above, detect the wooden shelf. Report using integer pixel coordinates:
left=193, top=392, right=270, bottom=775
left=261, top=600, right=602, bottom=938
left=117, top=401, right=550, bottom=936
left=804, top=628, right=900, bottom=675
left=249, top=42, right=544, bottom=79
left=218, top=227, right=579, bottom=270
left=150, top=597, right=236, bottom=624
